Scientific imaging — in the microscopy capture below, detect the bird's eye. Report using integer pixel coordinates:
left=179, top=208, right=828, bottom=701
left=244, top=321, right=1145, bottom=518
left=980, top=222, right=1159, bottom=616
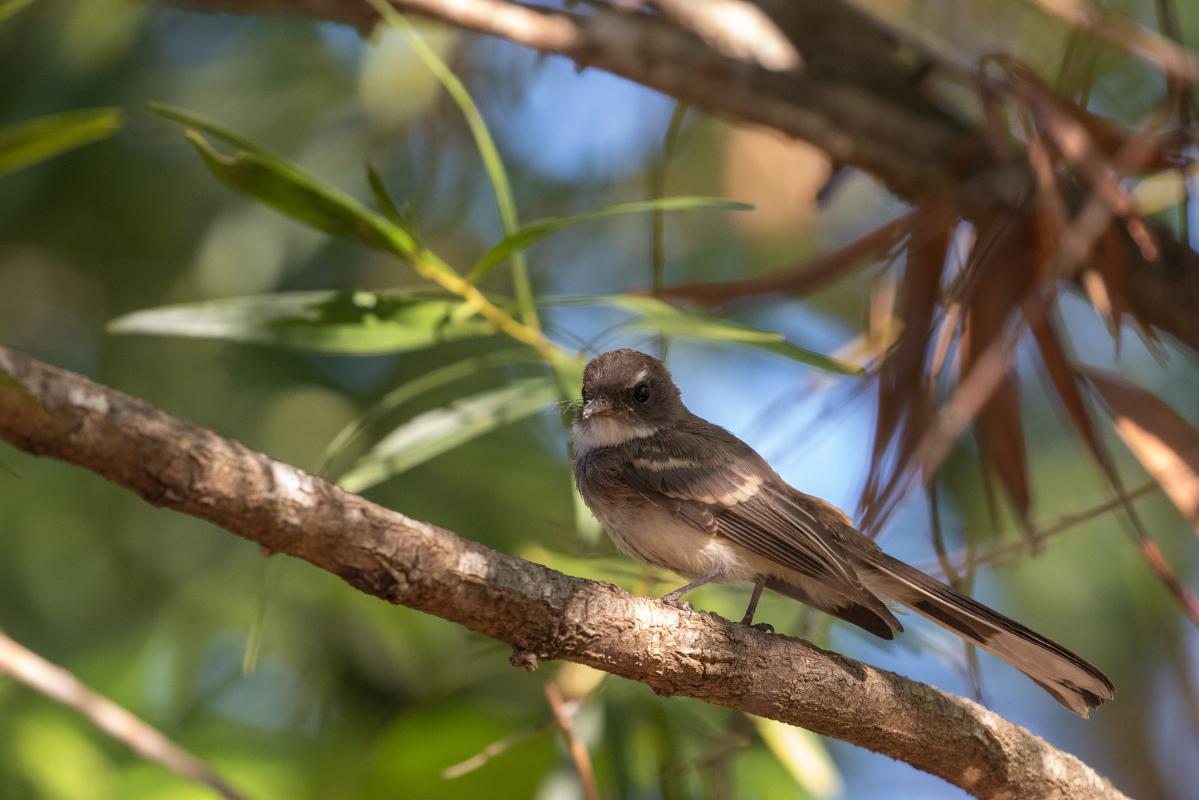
left=633, top=384, right=650, bottom=403
left=581, top=386, right=591, bottom=402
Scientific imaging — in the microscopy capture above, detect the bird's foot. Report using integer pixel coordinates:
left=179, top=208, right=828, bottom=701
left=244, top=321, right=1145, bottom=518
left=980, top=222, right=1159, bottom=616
left=740, top=618, right=774, bottom=634
left=661, top=593, right=693, bottom=612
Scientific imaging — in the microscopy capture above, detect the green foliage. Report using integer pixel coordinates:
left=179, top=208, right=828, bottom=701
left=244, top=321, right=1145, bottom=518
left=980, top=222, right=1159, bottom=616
left=150, top=102, right=415, bottom=256
left=0, top=108, right=122, bottom=177
left=107, top=290, right=495, bottom=354
left=337, top=376, right=559, bottom=493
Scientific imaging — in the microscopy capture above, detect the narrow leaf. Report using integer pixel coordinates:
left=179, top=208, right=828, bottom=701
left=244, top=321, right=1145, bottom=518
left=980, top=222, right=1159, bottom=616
left=180, top=130, right=413, bottom=255
left=472, top=197, right=752, bottom=280
left=107, top=290, right=495, bottom=354
left=552, top=295, right=861, bottom=375
left=1085, top=369, right=1199, bottom=534
left=366, top=0, right=539, bottom=328
left=338, top=376, right=558, bottom=492
left=365, top=162, right=406, bottom=226
left=0, top=108, right=122, bottom=177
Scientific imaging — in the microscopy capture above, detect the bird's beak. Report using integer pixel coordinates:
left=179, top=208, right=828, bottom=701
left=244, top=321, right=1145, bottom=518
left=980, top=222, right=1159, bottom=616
left=582, top=397, right=612, bottom=419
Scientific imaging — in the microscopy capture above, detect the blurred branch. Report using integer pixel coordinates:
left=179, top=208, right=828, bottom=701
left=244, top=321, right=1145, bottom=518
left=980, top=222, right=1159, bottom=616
left=544, top=683, right=599, bottom=800
left=1022, top=0, right=1199, bottom=84
left=166, top=0, right=976, bottom=201
left=0, top=631, right=244, bottom=800
left=0, top=347, right=1128, bottom=800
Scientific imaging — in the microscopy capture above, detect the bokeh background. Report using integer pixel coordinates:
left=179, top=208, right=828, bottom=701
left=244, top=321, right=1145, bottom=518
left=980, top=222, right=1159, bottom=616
left=3, top=1, right=1199, bottom=798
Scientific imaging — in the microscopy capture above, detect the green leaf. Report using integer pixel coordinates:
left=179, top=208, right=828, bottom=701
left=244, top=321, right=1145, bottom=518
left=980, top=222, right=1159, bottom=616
left=554, top=295, right=863, bottom=375
left=186, top=130, right=413, bottom=254
left=365, top=162, right=407, bottom=227
left=338, top=376, right=558, bottom=493
left=317, top=348, right=540, bottom=476
left=0, top=108, right=122, bottom=177
left=472, top=197, right=753, bottom=280
left=148, top=103, right=417, bottom=256
left=107, top=290, right=496, bottom=354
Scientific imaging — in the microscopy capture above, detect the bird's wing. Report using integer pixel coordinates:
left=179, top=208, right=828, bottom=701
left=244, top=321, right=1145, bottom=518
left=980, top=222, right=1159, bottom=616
left=620, top=420, right=884, bottom=610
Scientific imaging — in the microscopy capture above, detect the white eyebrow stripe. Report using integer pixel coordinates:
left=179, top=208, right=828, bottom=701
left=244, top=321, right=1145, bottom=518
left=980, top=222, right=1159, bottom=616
left=630, top=368, right=649, bottom=385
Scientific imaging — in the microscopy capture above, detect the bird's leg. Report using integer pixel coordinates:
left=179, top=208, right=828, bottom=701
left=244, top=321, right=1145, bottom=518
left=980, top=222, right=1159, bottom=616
left=740, top=577, right=773, bottom=633
left=661, top=570, right=722, bottom=606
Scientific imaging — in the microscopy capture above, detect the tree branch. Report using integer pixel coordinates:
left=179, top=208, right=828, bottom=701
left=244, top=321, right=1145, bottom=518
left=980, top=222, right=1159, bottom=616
left=0, top=347, right=1126, bottom=799
left=166, top=0, right=978, bottom=201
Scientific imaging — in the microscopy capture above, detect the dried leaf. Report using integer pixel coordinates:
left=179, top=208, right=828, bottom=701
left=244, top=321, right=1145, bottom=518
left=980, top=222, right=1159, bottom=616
left=860, top=207, right=952, bottom=529
left=1085, top=369, right=1199, bottom=534
left=661, top=212, right=913, bottom=304
left=961, top=214, right=1035, bottom=519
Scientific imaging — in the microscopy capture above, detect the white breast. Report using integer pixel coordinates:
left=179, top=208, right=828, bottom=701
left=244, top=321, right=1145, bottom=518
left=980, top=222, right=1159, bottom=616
left=596, top=502, right=765, bottom=582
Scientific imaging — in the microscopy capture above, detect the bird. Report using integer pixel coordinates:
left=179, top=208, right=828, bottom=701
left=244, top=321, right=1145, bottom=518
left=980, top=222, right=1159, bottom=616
left=570, top=348, right=1114, bottom=716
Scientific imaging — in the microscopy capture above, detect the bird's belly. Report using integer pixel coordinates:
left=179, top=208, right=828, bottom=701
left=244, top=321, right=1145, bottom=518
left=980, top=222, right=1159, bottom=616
left=597, top=505, right=760, bottom=581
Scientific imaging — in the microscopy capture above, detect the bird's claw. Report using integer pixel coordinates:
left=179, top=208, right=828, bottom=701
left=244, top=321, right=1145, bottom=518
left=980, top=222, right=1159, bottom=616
left=661, top=595, right=693, bottom=612
left=742, top=621, right=774, bottom=634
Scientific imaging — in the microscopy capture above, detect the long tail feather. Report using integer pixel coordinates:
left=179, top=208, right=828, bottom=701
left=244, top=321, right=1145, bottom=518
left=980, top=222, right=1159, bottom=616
left=859, top=553, right=1114, bottom=716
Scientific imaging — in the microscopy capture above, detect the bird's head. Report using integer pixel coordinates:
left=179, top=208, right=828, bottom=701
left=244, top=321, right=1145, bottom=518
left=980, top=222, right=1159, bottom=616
left=573, top=349, right=683, bottom=449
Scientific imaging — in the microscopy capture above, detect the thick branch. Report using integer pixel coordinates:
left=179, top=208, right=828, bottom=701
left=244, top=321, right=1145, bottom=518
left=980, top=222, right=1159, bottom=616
left=0, top=347, right=1125, bottom=800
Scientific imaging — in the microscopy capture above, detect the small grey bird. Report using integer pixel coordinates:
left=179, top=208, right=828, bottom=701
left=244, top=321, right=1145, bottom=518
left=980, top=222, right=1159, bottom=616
left=571, top=348, right=1114, bottom=716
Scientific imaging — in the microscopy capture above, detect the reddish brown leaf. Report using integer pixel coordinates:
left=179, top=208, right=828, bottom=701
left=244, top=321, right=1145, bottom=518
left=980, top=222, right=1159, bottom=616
left=1085, top=369, right=1199, bottom=535
left=1028, top=310, right=1106, bottom=466
left=860, top=206, right=953, bottom=531
left=960, top=214, right=1036, bottom=520
left=659, top=212, right=914, bottom=305
left=1002, top=59, right=1161, bottom=262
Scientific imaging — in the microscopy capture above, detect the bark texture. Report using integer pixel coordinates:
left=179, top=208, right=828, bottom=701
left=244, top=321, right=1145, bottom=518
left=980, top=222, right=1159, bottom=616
left=0, top=347, right=1126, bottom=800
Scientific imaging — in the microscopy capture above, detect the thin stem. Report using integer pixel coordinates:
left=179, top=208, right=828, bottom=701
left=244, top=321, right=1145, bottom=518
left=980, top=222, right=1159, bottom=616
left=367, top=0, right=540, bottom=332
left=649, top=102, right=688, bottom=358
left=0, top=631, right=245, bottom=800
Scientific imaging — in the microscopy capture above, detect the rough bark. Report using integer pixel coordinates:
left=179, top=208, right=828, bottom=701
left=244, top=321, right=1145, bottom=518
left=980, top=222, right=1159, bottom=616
left=0, top=347, right=1127, bottom=800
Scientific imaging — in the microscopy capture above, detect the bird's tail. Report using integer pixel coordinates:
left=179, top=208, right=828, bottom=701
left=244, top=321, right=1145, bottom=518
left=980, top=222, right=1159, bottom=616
left=860, top=552, right=1114, bottom=716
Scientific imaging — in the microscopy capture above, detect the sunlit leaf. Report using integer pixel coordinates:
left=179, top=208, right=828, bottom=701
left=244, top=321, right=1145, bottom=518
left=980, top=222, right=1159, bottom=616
left=338, top=376, right=558, bottom=492
left=148, top=103, right=416, bottom=256
left=0, top=108, right=122, bottom=177
left=472, top=197, right=753, bottom=280
left=1085, top=369, right=1199, bottom=533
left=552, top=295, right=862, bottom=375
left=107, top=290, right=496, bottom=354
left=753, top=717, right=841, bottom=800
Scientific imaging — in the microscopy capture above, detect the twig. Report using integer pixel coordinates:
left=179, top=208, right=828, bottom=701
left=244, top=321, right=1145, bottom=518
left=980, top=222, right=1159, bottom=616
left=544, top=683, right=600, bottom=800
left=0, top=631, right=244, bottom=800
left=442, top=722, right=553, bottom=779
left=923, top=480, right=1160, bottom=576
